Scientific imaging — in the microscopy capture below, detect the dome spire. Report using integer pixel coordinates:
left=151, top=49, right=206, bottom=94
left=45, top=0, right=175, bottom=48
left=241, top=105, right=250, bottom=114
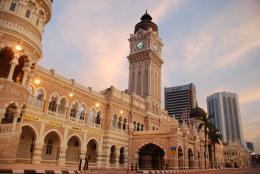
left=140, top=9, right=152, bottom=21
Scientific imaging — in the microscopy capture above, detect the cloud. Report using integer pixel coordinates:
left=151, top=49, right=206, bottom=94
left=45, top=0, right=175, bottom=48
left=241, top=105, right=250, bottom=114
left=178, top=2, right=260, bottom=73
left=41, top=0, right=185, bottom=91
left=239, top=86, right=260, bottom=105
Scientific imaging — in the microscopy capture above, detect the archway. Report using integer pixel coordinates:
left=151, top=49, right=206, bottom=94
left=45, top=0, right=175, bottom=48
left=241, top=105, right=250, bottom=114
left=110, top=145, right=116, bottom=166
left=86, top=139, right=98, bottom=168
left=42, top=131, right=61, bottom=163
left=178, top=146, right=184, bottom=169
left=188, top=148, right=194, bottom=169
left=16, top=126, right=36, bottom=163
left=119, top=147, right=125, bottom=166
left=66, top=135, right=80, bottom=163
left=138, top=143, right=165, bottom=170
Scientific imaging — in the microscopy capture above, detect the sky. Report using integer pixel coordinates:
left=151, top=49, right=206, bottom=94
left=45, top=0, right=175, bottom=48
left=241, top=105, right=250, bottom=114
left=40, top=0, right=260, bottom=153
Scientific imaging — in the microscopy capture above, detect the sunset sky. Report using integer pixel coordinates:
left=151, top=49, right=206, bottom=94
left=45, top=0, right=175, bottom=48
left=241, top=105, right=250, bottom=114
left=40, top=0, right=260, bottom=153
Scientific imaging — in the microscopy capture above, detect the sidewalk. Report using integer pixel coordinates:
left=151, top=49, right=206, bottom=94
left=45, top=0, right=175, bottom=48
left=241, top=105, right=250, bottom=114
left=0, top=164, right=78, bottom=174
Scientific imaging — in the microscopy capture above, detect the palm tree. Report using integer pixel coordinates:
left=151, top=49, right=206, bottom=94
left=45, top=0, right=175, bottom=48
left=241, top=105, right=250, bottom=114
left=208, top=124, right=223, bottom=168
left=190, top=107, right=212, bottom=169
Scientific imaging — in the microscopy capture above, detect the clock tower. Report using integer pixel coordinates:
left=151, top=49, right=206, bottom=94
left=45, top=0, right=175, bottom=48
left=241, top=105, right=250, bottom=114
left=127, top=11, right=163, bottom=115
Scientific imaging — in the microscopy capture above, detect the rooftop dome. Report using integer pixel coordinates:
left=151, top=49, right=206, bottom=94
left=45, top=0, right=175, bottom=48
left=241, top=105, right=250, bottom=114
left=190, top=107, right=207, bottom=118
left=134, top=10, right=158, bottom=34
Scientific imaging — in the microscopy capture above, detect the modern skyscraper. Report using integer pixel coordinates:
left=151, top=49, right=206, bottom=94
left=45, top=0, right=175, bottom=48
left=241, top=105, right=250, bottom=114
left=164, top=83, right=197, bottom=123
left=207, top=92, right=245, bottom=145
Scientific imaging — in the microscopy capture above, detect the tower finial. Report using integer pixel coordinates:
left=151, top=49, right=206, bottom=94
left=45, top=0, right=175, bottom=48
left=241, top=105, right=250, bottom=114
left=145, top=9, right=147, bottom=14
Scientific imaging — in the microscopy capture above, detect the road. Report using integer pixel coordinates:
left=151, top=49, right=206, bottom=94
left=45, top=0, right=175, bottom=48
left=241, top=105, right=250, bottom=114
left=81, top=167, right=260, bottom=174
left=190, top=168, right=260, bottom=174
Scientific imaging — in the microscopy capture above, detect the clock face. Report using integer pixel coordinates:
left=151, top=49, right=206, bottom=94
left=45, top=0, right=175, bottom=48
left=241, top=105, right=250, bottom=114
left=153, top=43, right=158, bottom=52
left=136, top=41, right=145, bottom=50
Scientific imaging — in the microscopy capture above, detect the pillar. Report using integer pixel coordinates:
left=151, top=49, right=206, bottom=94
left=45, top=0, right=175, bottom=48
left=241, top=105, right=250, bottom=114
left=11, top=116, right=18, bottom=132
left=58, top=146, right=67, bottom=166
left=32, top=142, right=43, bottom=164
left=173, top=153, right=178, bottom=169
left=96, top=153, right=103, bottom=168
left=43, top=99, right=49, bottom=113
left=79, top=150, right=86, bottom=171
left=184, top=142, right=189, bottom=169
left=21, top=62, right=31, bottom=86
left=27, top=70, right=34, bottom=88
left=115, top=148, right=119, bottom=168
left=7, top=57, right=18, bottom=81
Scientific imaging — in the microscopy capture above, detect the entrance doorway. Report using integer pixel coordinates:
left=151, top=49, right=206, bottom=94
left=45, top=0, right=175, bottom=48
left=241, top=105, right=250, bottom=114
left=138, top=143, right=165, bottom=170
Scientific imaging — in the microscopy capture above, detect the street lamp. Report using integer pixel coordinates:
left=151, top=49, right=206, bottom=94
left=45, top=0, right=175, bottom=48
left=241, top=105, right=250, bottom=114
left=15, top=45, right=22, bottom=51
left=34, top=78, right=40, bottom=85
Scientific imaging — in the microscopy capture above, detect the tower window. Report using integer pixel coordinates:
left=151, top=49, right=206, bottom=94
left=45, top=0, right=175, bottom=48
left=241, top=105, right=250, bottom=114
left=9, top=2, right=16, bottom=11
left=25, top=9, right=31, bottom=18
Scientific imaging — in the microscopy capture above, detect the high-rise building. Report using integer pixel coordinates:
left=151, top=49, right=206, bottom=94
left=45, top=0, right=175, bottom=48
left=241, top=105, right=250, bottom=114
left=164, top=83, right=197, bottom=123
left=207, top=92, right=245, bottom=145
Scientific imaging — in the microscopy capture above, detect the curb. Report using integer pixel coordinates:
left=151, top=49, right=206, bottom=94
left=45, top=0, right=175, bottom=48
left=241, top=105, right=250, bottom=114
left=0, top=169, right=76, bottom=174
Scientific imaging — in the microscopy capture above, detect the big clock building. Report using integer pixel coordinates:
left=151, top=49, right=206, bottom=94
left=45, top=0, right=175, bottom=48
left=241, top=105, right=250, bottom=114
left=0, top=1, right=223, bottom=171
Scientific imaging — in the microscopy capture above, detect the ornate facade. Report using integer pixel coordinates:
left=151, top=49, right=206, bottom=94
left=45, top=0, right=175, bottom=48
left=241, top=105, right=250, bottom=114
left=0, top=1, right=216, bottom=170
left=223, top=143, right=249, bottom=168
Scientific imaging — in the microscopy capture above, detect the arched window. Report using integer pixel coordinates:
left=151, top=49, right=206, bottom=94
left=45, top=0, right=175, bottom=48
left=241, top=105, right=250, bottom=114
left=110, top=145, right=116, bottom=164
left=133, top=121, right=136, bottom=131
left=9, top=2, right=17, bottom=11
left=119, top=147, right=125, bottom=164
left=58, top=97, right=66, bottom=114
left=112, top=114, right=117, bottom=128
left=141, top=123, right=144, bottom=131
left=34, top=89, right=44, bottom=107
left=137, top=123, right=140, bottom=131
left=48, top=94, right=58, bottom=112
left=1, top=103, right=17, bottom=124
left=122, top=118, right=127, bottom=130
left=0, top=47, right=14, bottom=78
left=88, top=109, right=95, bottom=123
left=95, top=111, right=101, bottom=124
left=25, top=9, right=31, bottom=18
left=70, top=102, right=78, bottom=118
left=46, top=139, right=53, bottom=155
left=79, top=105, right=85, bottom=120
left=118, top=117, right=122, bottom=129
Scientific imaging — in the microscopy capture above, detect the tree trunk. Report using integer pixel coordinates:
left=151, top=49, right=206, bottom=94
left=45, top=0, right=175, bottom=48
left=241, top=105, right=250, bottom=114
left=213, top=144, right=216, bottom=168
left=204, top=128, right=207, bottom=169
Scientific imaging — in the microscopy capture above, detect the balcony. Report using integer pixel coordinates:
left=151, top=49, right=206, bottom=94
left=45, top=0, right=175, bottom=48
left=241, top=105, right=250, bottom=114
left=25, top=101, right=102, bottom=129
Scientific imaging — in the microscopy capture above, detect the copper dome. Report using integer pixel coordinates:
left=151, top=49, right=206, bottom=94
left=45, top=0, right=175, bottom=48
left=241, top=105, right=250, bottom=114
left=134, top=10, right=158, bottom=34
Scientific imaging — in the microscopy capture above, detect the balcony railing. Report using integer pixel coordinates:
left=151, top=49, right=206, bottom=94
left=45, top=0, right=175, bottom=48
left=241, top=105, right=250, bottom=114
left=25, top=102, right=102, bottom=128
left=0, top=123, right=12, bottom=134
left=88, top=122, right=101, bottom=128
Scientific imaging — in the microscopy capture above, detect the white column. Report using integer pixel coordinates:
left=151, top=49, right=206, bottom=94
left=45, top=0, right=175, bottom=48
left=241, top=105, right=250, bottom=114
left=7, top=57, right=18, bottom=81
left=21, top=62, right=31, bottom=86
left=27, top=70, right=35, bottom=88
